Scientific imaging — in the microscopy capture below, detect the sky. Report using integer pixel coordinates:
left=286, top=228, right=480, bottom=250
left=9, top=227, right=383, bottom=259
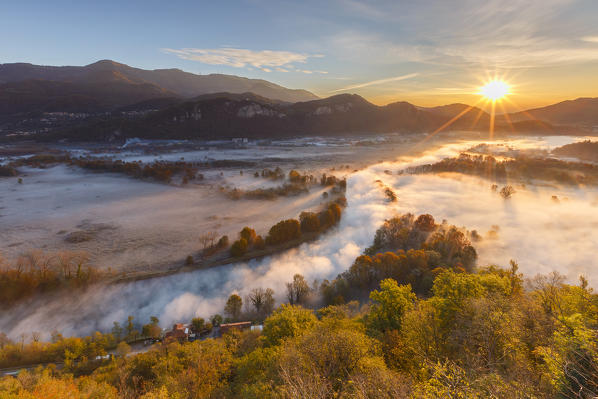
left=2, top=0, right=598, bottom=110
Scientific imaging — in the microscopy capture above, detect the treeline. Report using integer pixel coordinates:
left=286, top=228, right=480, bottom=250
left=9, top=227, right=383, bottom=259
left=229, top=200, right=345, bottom=258
left=552, top=140, right=598, bottom=162
left=0, top=251, right=103, bottom=307
left=8, top=154, right=200, bottom=184
left=403, top=152, right=598, bottom=186
left=2, top=266, right=596, bottom=397
left=223, top=169, right=347, bottom=201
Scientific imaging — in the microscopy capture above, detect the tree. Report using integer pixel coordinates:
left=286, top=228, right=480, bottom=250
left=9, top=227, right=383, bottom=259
left=216, top=235, right=229, bottom=248
left=225, top=294, right=243, bottom=321
left=191, top=317, right=205, bottom=333
left=300, top=212, right=320, bottom=233
left=286, top=274, right=311, bottom=305
left=254, top=235, right=266, bottom=250
left=211, top=314, right=223, bottom=327
left=266, top=219, right=301, bottom=246
left=500, top=185, right=515, bottom=199
left=414, top=214, right=436, bottom=232
left=240, top=227, right=257, bottom=245
left=367, top=279, right=416, bottom=333
left=126, top=316, right=137, bottom=341
left=247, top=288, right=276, bottom=318
left=289, top=170, right=303, bottom=183
left=142, top=316, right=161, bottom=339
left=199, top=231, right=219, bottom=250
left=112, top=322, right=123, bottom=342
left=230, top=238, right=248, bottom=257
left=262, top=304, right=317, bottom=346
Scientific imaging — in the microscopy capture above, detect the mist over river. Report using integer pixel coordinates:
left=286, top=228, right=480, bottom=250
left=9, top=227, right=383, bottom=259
left=2, top=136, right=597, bottom=339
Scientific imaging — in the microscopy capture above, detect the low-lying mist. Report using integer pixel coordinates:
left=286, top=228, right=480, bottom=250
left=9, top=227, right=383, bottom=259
left=2, top=136, right=597, bottom=339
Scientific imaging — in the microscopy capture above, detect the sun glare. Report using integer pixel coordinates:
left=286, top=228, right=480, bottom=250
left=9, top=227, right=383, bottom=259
left=479, top=80, right=510, bottom=101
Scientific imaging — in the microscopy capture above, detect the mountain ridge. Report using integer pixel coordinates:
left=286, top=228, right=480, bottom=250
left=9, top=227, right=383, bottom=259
left=0, top=60, right=319, bottom=104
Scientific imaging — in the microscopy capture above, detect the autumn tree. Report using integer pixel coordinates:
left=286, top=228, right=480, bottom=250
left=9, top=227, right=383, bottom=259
left=299, top=212, right=320, bottom=233
left=239, top=227, right=257, bottom=245
left=286, top=274, right=311, bottom=305
left=230, top=238, right=248, bottom=257
left=266, top=219, right=301, bottom=246
left=142, top=316, right=161, bottom=339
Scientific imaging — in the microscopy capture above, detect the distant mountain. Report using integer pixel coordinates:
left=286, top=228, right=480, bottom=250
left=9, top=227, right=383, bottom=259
left=41, top=92, right=555, bottom=142
left=0, top=60, right=319, bottom=112
left=0, top=78, right=175, bottom=115
left=420, top=103, right=491, bottom=130
left=508, top=97, right=598, bottom=127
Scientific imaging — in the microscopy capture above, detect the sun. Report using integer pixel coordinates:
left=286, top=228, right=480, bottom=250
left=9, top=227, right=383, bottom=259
left=479, top=80, right=510, bottom=101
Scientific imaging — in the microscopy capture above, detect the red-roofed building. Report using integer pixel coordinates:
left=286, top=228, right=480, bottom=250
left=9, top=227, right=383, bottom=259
left=164, top=323, right=189, bottom=342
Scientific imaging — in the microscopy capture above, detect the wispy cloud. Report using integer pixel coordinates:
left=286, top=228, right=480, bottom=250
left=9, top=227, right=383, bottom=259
left=330, top=0, right=598, bottom=69
left=163, top=47, right=325, bottom=73
left=330, top=73, right=418, bottom=93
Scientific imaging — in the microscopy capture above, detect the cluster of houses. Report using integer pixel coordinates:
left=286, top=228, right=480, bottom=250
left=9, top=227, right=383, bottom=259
left=163, top=321, right=262, bottom=343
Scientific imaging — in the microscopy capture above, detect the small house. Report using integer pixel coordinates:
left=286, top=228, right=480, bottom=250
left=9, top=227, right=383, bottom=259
left=164, top=323, right=189, bottom=342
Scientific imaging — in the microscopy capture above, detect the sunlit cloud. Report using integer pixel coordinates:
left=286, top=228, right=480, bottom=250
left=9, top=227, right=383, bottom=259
left=329, top=0, right=598, bottom=69
left=163, top=47, right=325, bottom=73
left=330, top=73, right=419, bottom=93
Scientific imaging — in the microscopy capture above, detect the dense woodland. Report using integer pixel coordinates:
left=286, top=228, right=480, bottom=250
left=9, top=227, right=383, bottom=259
left=1, top=213, right=597, bottom=398
left=402, top=153, right=598, bottom=186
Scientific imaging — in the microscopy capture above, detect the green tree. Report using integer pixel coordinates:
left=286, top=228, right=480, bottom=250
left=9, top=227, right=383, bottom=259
left=191, top=317, right=205, bottom=333
left=112, top=322, right=123, bottom=342
left=367, top=279, right=416, bottom=334
left=225, top=294, right=243, bottom=321
left=262, top=304, right=317, bottom=346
